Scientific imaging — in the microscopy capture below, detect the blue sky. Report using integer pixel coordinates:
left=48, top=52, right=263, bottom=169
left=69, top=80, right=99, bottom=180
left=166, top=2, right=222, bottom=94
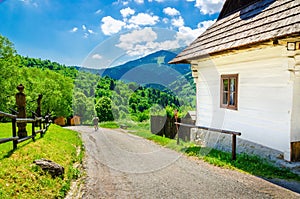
left=0, top=0, right=225, bottom=68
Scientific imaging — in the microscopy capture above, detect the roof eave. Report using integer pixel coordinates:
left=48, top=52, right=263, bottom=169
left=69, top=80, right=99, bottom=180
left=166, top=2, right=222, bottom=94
left=168, top=59, right=189, bottom=64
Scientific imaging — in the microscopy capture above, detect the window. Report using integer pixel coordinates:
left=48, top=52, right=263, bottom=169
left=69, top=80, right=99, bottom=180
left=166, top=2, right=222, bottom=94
left=220, top=74, right=238, bottom=110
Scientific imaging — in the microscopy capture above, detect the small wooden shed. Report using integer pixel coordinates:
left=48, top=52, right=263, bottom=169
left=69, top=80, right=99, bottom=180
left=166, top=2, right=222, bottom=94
left=170, top=0, right=300, bottom=161
left=70, top=115, right=81, bottom=126
left=54, top=116, right=66, bottom=126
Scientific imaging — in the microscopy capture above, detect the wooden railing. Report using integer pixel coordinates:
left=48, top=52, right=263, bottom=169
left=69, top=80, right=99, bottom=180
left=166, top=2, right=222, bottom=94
left=0, top=110, right=51, bottom=150
left=175, top=122, right=241, bottom=160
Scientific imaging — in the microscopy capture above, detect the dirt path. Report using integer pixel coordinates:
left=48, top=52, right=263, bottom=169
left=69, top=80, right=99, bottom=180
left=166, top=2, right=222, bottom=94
left=66, top=126, right=300, bottom=199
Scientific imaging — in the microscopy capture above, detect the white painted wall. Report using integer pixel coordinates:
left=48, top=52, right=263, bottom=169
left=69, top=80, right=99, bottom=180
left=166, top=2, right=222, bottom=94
left=291, top=53, right=300, bottom=142
left=193, top=45, right=294, bottom=160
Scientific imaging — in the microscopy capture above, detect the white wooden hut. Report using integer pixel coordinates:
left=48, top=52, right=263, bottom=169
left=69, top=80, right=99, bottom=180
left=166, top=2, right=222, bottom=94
left=170, top=0, right=300, bottom=161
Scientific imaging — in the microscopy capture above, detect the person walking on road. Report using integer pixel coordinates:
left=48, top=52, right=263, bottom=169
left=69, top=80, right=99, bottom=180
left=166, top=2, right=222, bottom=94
left=92, top=116, right=99, bottom=131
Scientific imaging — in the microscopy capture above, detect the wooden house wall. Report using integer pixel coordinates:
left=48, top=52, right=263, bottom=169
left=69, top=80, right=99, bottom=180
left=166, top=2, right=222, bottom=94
left=193, top=45, right=294, bottom=160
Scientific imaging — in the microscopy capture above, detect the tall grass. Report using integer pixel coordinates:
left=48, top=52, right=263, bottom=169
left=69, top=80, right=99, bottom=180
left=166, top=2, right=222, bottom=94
left=0, top=123, right=83, bottom=198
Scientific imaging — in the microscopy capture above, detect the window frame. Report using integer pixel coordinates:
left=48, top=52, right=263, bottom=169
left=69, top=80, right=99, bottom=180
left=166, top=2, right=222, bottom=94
left=220, top=74, right=238, bottom=110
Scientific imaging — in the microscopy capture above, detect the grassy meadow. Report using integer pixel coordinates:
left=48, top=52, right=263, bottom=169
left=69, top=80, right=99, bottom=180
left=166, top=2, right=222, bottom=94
left=0, top=123, right=83, bottom=198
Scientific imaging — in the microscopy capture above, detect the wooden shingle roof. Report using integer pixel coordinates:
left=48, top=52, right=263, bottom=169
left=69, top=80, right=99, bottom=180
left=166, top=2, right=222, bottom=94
left=169, top=0, right=300, bottom=64
left=218, top=0, right=262, bottom=20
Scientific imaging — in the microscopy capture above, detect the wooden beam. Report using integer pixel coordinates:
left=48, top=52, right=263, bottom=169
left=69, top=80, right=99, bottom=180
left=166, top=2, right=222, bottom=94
left=0, top=137, right=19, bottom=144
left=16, top=118, right=36, bottom=123
left=175, top=122, right=241, bottom=136
left=175, top=122, right=241, bottom=160
left=0, top=111, right=17, bottom=119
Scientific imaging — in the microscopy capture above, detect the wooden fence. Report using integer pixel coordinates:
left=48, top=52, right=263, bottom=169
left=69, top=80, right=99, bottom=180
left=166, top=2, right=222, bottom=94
left=149, top=115, right=242, bottom=160
left=150, top=116, right=178, bottom=139
left=175, top=122, right=241, bottom=160
left=150, top=115, right=195, bottom=141
left=0, top=110, right=51, bottom=150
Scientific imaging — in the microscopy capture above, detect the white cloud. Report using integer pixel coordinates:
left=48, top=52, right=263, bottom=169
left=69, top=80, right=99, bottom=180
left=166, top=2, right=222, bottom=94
left=116, top=27, right=157, bottom=56
left=70, top=27, right=78, bottom=33
left=100, top=12, right=160, bottom=35
left=20, top=0, right=38, bottom=7
left=114, top=20, right=216, bottom=58
left=70, top=25, right=96, bottom=38
left=197, top=20, right=215, bottom=29
left=118, top=28, right=157, bottom=46
left=175, top=20, right=215, bottom=45
left=128, top=13, right=159, bottom=26
left=175, top=26, right=199, bottom=45
left=149, top=0, right=165, bottom=2
left=195, top=0, right=225, bottom=15
left=101, top=16, right=126, bottom=35
left=96, top=1, right=218, bottom=58
left=116, top=27, right=180, bottom=57
left=120, top=7, right=135, bottom=18
left=134, top=0, right=144, bottom=3
left=124, top=23, right=139, bottom=29
left=163, top=7, right=180, bottom=16
left=95, top=9, right=102, bottom=14
left=92, top=54, right=103, bottom=60
left=162, top=18, right=169, bottom=24
left=88, top=29, right=96, bottom=34
left=84, top=33, right=89, bottom=39
left=171, top=16, right=184, bottom=27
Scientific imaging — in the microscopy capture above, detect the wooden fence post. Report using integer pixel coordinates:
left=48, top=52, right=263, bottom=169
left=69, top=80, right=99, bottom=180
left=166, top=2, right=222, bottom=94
left=32, top=113, right=36, bottom=141
left=45, top=115, right=49, bottom=131
left=174, top=110, right=180, bottom=145
left=232, top=134, right=237, bottom=160
left=16, top=84, right=27, bottom=138
left=175, top=122, right=241, bottom=160
left=12, top=117, right=17, bottom=150
left=39, top=117, right=43, bottom=137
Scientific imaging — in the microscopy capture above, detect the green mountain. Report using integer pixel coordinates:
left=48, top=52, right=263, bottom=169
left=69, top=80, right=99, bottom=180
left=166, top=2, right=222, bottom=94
left=79, top=49, right=191, bottom=81
left=78, top=49, right=195, bottom=109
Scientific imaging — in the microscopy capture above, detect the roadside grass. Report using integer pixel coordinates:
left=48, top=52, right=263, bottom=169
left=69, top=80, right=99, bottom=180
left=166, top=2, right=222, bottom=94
left=185, top=145, right=300, bottom=180
left=0, top=123, right=84, bottom=198
left=126, top=121, right=300, bottom=181
left=99, top=121, right=119, bottom=129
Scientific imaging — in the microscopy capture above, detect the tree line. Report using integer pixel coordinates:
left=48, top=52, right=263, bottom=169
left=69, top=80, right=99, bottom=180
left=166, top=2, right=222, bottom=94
left=0, top=35, right=76, bottom=118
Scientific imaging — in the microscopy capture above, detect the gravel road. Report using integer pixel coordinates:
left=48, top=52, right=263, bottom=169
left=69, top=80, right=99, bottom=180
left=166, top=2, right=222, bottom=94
left=66, top=126, right=300, bottom=199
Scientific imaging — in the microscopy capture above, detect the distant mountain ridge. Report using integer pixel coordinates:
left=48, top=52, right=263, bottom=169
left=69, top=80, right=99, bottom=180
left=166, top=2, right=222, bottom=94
left=77, top=48, right=196, bottom=109
left=78, top=49, right=190, bottom=81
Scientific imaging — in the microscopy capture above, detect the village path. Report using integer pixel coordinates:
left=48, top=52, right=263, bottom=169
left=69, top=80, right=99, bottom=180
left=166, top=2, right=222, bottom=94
left=66, top=126, right=300, bottom=199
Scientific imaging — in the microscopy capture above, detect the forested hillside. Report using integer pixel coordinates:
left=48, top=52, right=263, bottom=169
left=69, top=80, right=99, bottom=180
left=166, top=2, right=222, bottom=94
left=0, top=34, right=195, bottom=123
left=76, top=49, right=196, bottom=122
left=92, top=76, right=185, bottom=122
left=19, top=56, right=78, bottom=79
left=0, top=35, right=75, bottom=118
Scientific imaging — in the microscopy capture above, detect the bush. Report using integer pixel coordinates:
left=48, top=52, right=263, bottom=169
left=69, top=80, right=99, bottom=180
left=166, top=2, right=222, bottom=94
left=95, top=96, right=114, bottom=122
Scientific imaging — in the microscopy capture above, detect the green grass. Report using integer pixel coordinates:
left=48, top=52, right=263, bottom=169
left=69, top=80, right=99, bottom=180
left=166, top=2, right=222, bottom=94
left=185, top=145, right=300, bottom=180
left=99, top=121, right=119, bottom=129
left=127, top=121, right=300, bottom=181
left=0, top=123, right=84, bottom=198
